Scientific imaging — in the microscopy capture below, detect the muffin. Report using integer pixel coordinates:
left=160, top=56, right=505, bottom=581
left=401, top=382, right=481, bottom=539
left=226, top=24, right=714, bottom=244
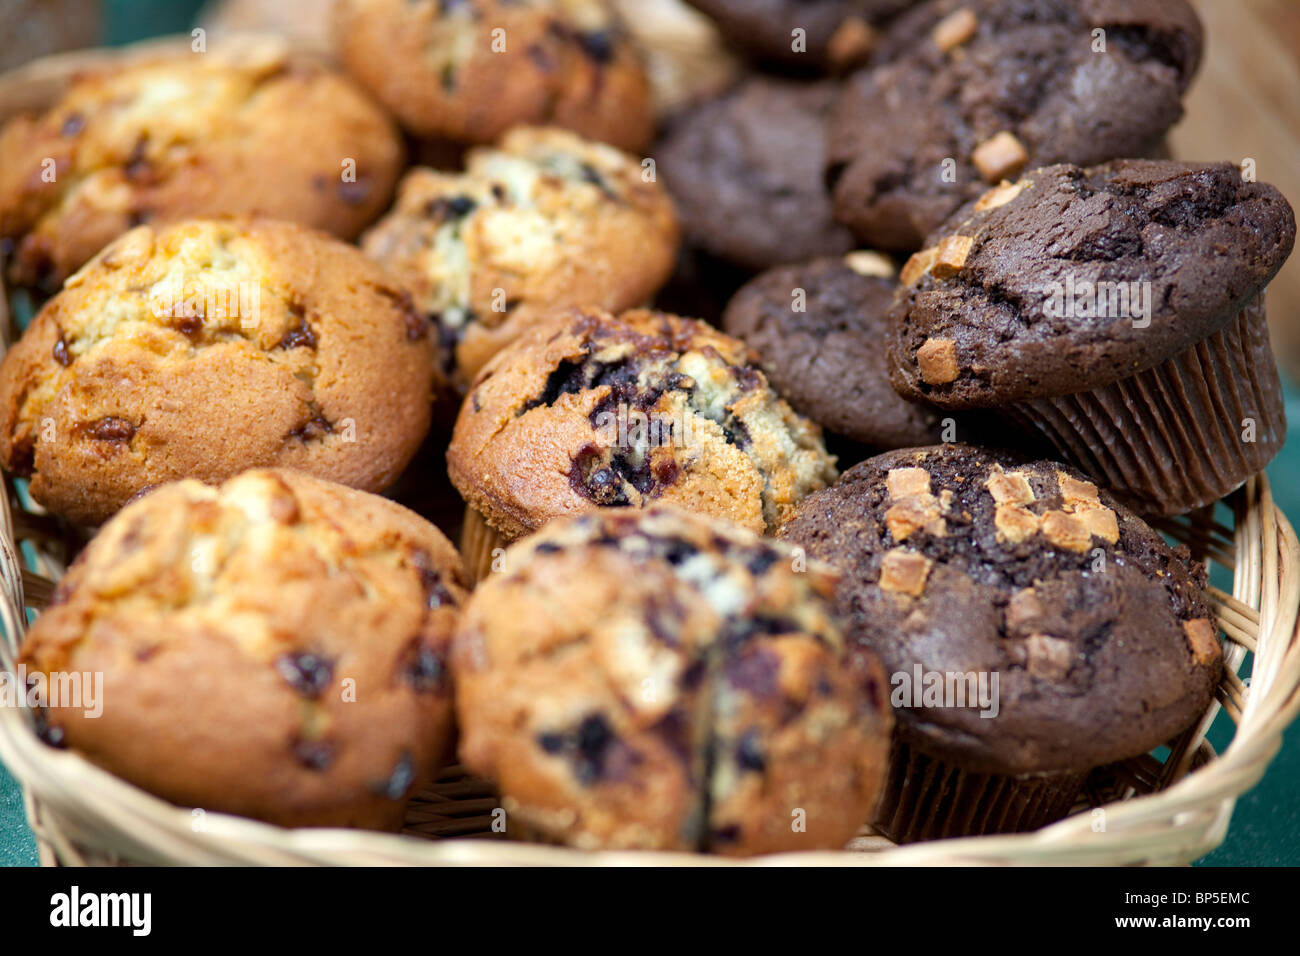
left=361, top=127, right=679, bottom=387
left=0, top=41, right=402, bottom=290
left=451, top=506, right=892, bottom=853
left=333, top=0, right=653, bottom=150
left=610, top=0, right=741, bottom=120
left=825, top=0, right=1203, bottom=250
left=888, top=160, right=1296, bottom=515
left=722, top=251, right=941, bottom=448
left=0, top=219, right=438, bottom=526
left=657, top=77, right=855, bottom=271
left=684, top=0, right=909, bottom=71
left=448, top=307, right=838, bottom=578
left=20, top=468, right=468, bottom=829
left=780, top=444, right=1223, bottom=842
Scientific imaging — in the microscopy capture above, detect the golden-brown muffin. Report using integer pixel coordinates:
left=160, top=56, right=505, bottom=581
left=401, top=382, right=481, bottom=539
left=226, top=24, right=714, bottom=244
left=361, top=127, right=679, bottom=385
left=448, top=307, right=837, bottom=558
left=452, top=506, right=892, bottom=854
left=21, top=468, right=467, bottom=830
left=0, top=40, right=402, bottom=289
left=333, top=0, right=654, bottom=150
left=0, top=219, right=438, bottom=525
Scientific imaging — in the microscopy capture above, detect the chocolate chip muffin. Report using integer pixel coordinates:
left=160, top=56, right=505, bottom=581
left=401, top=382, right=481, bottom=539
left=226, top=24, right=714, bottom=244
left=333, top=0, right=653, bottom=150
left=0, top=219, right=438, bottom=526
left=448, top=307, right=838, bottom=577
left=19, top=468, right=468, bottom=829
left=0, top=41, right=402, bottom=290
left=780, top=444, right=1222, bottom=842
left=656, top=77, right=855, bottom=271
left=361, top=127, right=679, bottom=386
left=452, top=506, right=892, bottom=853
left=723, top=251, right=941, bottom=447
left=826, top=0, right=1203, bottom=250
left=889, top=160, right=1296, bottom=515
left=685, top=0, right=909, bottom=71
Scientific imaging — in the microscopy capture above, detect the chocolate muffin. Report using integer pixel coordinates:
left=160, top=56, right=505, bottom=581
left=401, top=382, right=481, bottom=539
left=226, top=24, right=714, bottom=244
left=361, top=127, right=679, bottom=387
left=780, top=444, right=1222, bottom=842
left=20, top=468, right=468, bottom=829
left=826, top=0, right=1203, bottom=250
left=685, top=0, right=909, bottom=71
left=0, top=41, right=402, bottom=290
left=656, top=77, right=855, bottom=271
left=452, top=506, right=892, bottom=853
left=448, top=307, right=838, bottom=578
left=333, top=0, right=653, bottom=150
left=888, top=160, right=1296, bottom=515
left=0, top=219, right=438, bottom=525
left=723, top=251, right=941, bottom=447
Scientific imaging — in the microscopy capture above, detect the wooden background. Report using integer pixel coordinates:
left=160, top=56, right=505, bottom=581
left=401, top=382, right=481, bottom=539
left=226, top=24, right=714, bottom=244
left=1172, top=0, right=1300, bottom=380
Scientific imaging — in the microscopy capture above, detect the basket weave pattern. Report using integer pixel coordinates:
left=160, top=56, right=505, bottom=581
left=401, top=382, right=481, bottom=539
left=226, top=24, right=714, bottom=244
left=0, top=38, right=1298, bottom=867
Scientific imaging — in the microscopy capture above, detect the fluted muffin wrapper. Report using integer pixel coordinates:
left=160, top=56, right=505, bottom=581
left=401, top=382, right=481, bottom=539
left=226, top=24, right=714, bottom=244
left=1002, top=295, right=1285, bottom=516
left=871, top=737, right=1088, bottom=844
left=460, top=505, right=511, bottom=585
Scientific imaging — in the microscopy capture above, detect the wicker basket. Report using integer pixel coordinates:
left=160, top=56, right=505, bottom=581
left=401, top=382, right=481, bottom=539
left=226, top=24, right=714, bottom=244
left=0, top=38, right=1299, bottom=867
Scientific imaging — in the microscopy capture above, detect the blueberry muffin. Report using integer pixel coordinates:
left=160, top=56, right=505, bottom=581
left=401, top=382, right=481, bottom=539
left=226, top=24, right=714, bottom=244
left=0, top=41, right=402, bottom=290
left=723, top=251, right=940, bottom=447
left=0, top=219, right=438, bottom=526
left=780, top=444, right=1223, bottom=842
left=451, top=507, right=892, bottom=853
left=448, top=307, right=838, bottom=577
left=361, top=127, right=679, bottom=386
left=826, top=0, right=1203, bottom=250
left=20, top=468, right=468, bottom=829
left=685, top=0, right=910, bottom=71
left=657, top=77, right=854, bottom=271
left=333, top=0, right=653, bottom=150
left=889, top=160, right=1295, bottom=514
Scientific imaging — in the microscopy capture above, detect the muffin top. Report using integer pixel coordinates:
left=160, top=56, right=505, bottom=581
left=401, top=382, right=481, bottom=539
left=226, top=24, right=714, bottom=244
left=452, top=506, right=892, bottom=853
left=0, top=219, right=438, bottom=525
left=723, top=252, right=940, bottom=448
left=826, top=0, right=1203, bottom=250
left=0, top=41, right=402, bottom=289
left=448, top=307, right=838, bottom=539
left=333, top=0, right=653, bottom=150
left=780, top=444, right=1222, bottom=776
left=887, top=160, right=1297, bottom=408
left=657, top=77, right=854, bottom=271
left=20, top=468, right=468, bottom=828
left=684, top=0, right=910, bottom=70
left=361, top=127, right=679, bottom=386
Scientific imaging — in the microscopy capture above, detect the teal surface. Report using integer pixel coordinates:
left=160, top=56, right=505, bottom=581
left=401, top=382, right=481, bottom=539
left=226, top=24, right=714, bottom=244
left=0, top=0, right=1296, bottom=867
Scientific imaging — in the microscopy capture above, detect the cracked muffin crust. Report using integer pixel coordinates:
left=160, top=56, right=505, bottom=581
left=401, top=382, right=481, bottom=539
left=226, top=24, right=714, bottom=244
left=361, top=127, right=679, bottom=387
left=826, top=0, right=1203, bottom=250
left=781, top=444, right=1220, bottom=826
left=451, top=507, right=892, bottom=853
left=657, top=77, right=854, bottom=272
left=0, top=41, right=402, bottom=290
left=887, top=160, right=1295, bottom=514
left=686, top=0, right=911, bottom=70
left=0, top=219, right=439, bottom=525
left=333, top=0, right=653, bottom=150
left=448, top=307, right=838, bottom=544
left=19, top=468, right=468, bottom=829
left=723, top=252, right=940, bottom=448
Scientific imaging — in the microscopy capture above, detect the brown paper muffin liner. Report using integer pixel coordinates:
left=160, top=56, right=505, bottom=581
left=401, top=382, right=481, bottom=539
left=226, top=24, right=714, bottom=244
left=871, top=737, right=1088, bottom=844
left=1001, top=295, right=1285, bottom=516
left=459, top=505, right=510, bottom=586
